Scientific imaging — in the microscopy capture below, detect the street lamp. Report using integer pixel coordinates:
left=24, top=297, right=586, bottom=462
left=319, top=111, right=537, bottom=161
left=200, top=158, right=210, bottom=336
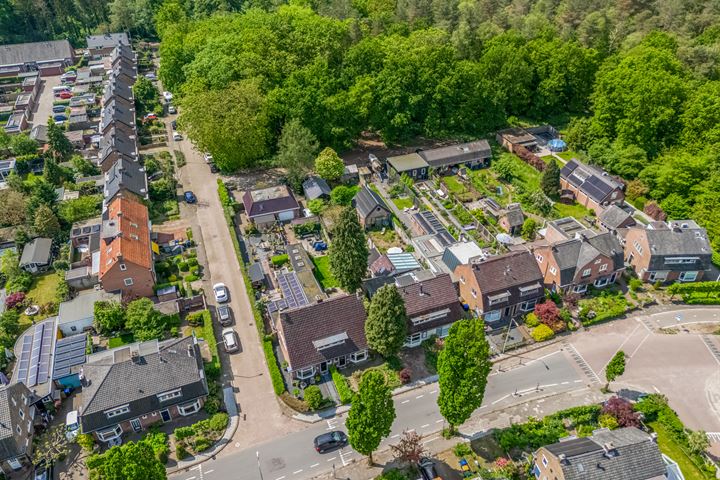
left=256, top=451, right=264, bottom=480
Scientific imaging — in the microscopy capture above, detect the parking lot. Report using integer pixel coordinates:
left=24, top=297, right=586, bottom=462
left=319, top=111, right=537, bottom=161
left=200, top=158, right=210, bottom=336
left=30, top=74, right=61, bottom=128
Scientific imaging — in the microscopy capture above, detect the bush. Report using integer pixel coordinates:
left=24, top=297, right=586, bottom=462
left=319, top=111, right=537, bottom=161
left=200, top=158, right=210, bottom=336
left=178, top=261, right=189, bottom=272
left=5, top=291, right=25, bottom=309
left=531, top=324, right=555, bottom=342
left=598, top=413, right=619, bottom=430
left=453, top=442, right=472, bottom=457
left=304, top=385, right=323, bottom=410
left=376, top=469, right=409, bottom=480
left=77, top=433, right=95, bottom=453
left=176, top=444, right=190, bottom=460
left=144, top=430, right=169, bottom=463
left=579, top=294, right=628, bottom=326
left=280, top=392, right=309, bottom=412
left=330, top=366, right=354, bottom=404
left=628, top=278, right=643, bottom=292
left=263, top=340, right=286, bottom=395
left=204, top=395, right=220, bottom=415
left=185, top=274, right=199, bottom=282
left=524, top=312, right=539, bottom=327
left=186, top=311, right=204, bottom=326
left=217, top=179, right=233, bottom=206
left=207, top=413, right=229, bottom=432
left=399, top=368, right=411, bottom=384
left=187, top=258, right=199, bottom=267
left=193, top=436, right=212, bottom=452
left=271, top=254, right=289, bottom=267
left=174, top=426, right=195, bottom=440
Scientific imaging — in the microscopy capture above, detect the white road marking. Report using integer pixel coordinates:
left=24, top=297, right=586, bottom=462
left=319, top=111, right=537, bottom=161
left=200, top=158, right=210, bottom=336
left=653, top=385, right=660, bottom=393
left=205, top=471, right=214, bottom=475
left=492, top=394, right=510, bottom=405
left=391, top=434, right=400, bottom=438
left=430, top=390, right=437, bottom=394
left=566, top=342, right=603, bottom=383
left=524, top=350, right=563, bottom=366
left=310, top=463, right=319, bottom=468
left=401, top=400, right=410, bottom=404
left=561, top=381, right=569, bottom=385
left=421, top=424, right=430, bottom=428
left=435, top=419, right=444, bottom=423
left=544, top=383, right=558, bottom=387
left=185, top=477, right=196, bottom=480
left=326, top=457, right=337, bottom=462
left=275, top=476, right=285, bottom=480
left=407, top=429, right=416, bottom=433
left=602, top=324, right=642, bottom=373
left=422, top=437, right=438, bottom=445
left=416, top=395, right=424, bottom=399
left=701, top=337, right=720, bottom=366
left=339, top=450, right=353, bottom=466
left=628, top=333, right=651, bottom=359
left=292, top=470, right=303, bottom=475
left=574, top=379, right=582, bottom=383
left=235, top=442, right=240, bottom=448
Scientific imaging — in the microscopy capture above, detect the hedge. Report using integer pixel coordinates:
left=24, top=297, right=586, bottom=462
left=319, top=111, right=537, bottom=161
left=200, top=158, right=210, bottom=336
left=330, top=365, right=354, bottom=404
left=668, top=281, right=720, bottom=304
left=578, top=294, right=628, bottom=326
left=263, top=339, right=286, bottom=395
left=200, top=310, right=220, bottom=380
left=531, top=324, right=555, bottom=342
left=217, top=179, right=233, bottom=207
left=271, top=254, right=289, bottom=267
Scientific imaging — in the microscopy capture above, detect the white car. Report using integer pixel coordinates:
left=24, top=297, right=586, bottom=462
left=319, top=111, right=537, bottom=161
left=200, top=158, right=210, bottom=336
left=213, top=283, right=228, bottom=303
left=173, top=132, right=183, bottom=141
left=203, top=152, right=213, bottom=163
left=222, top=327, right=240, bottom=353
left=163, top=91, right=173, bottom=101
left=168, top=105, right=176, bottom=114
left=144, top=72, right=157, bottom=80
left=65, top=410, right=80, bottom=441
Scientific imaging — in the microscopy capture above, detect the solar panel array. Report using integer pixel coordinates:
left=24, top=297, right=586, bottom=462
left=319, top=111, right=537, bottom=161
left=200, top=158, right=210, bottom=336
left=277, top=272, right=309, bottom=309
left=266, top=298, right=288, bottom=314
left=17, top=320, right=55, bottom=387
left=16, top=335, right=33, bottom=383
left=52, top=333, right=88, bottom=380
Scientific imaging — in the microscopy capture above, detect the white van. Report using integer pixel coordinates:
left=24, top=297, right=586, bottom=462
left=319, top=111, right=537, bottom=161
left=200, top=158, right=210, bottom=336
left=52, top=85, right=71, bottom=96
left=65, top=410, right=80, bottom=441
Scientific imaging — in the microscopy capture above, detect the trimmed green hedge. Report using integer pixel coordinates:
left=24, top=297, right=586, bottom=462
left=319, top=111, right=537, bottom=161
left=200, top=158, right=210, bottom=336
left=217, top=179, right=233, bottom=207
left=668, top=281, right=720, bottom=304
left=263, top=339, right=286, bottom=395
left=579, top=294, right=628, bottom=326
left=531, top=324, right=555, bottom=342
left=199, top=310, right=220, bottom=380
left=271, top=254, right=289, bottom=267
left=330, top=365, right=354, bottom=404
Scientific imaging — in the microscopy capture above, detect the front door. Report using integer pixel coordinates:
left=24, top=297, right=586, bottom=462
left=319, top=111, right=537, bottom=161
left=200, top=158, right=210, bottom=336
left=130, top=418, right=142, bottom=432
left=336, top=356, right=346, bottom=368
left=160, top=409, right=171, bottom=422
left=319, top=361, right=328, bottom=374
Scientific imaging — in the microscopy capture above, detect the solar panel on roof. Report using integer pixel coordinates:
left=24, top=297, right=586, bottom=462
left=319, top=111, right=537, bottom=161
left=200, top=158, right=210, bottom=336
left=52, top=334, right=87, bottom=379
left=17, top=335, right=32, bottom=381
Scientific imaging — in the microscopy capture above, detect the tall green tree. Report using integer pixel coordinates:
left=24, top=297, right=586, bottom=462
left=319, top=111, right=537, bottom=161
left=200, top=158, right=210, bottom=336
left=86, top=439, right=166, bottom=480
left=33, top=205, right=61, bottom=239
left=275, top=118, right=318, bottom=190
left=133, top=76, right=160, bottom=114
left=540, top=158, right=560, bottom=197
left=47, top=119, right=72, bottom=160
left=314, top=147, right=344, bottom=181
left=9, top=133, right=38, bottom=156
left=328, top=207, right=368, bottom=292
left=125, top=298, right=167, bottom=341
left=346, top=370, right=396, bottom=464
left=94, top=301, right=127, bottom=334
left=365, top=284, right=408, bottom=357
left=437, top=319, right=491, bottom=432
left=43, top=158, right=63, bottom=186
left=604, top=350, right=626, bottom=391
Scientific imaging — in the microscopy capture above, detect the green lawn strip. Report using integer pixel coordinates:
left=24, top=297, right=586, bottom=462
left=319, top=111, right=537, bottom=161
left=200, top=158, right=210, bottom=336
left=391, top=197, right=414, bottom=210
left=649, top=421, right=710, bottom=480
left=442, top=176, right=467, bottom=195
left=556, top=151, right=582, bottom=162
left=552, top=201, right=592, bottom=220
left=21, top=273, right=61, bottom=327
left=310, top=255, right=338, bottom=289
left=108, top=333, right=135, bottom=348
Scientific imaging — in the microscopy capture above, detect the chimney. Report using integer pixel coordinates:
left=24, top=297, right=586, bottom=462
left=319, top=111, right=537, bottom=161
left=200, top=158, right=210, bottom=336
left=187, top=344, right=194, bottom=358
left=419, top=284, right=427, bottom=296
left=558, top=453, right=567, bottom=464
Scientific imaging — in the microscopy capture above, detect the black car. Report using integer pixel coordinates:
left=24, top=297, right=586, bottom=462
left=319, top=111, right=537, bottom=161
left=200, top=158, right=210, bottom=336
left=314, top=431, right=348, bottom=453
left=418, top=457, right=440, bottom=480
left=217, top=304, right=232, bottom=326
left=171, top=120, right=177, bottom=130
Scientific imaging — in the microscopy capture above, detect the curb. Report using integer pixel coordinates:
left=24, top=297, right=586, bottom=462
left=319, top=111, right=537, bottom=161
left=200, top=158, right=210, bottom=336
left=166, top=414, right=240, bottom=475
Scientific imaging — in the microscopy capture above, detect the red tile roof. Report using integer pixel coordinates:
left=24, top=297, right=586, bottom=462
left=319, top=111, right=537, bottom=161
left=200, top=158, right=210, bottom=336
left=99, top=196, right=152, bottom=278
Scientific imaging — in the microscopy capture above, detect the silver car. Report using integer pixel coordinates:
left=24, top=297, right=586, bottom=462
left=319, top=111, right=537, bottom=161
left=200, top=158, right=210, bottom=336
left=222, top=328, right=239, bottom=353
left=217, top=305, right=232, bottom=326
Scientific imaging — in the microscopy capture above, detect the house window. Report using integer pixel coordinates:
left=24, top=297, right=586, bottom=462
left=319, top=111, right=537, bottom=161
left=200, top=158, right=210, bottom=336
left=595, top=258, right=602, bottom=264
left=519, top=284, right=540, bottom=297
left=130, top=234, right=139, bottom=240
left=97, top=424, right=123, bottom=442
left=488, top=292, right=510, bottom=305
left=679, top=271, right=698, bottom=282
left=106, top=258, right=113, bottom=265
left=178, top=399, right=201, bottom=416
left=18, top=408, right=24, bottom=419
left=648, top=271, right=668, bottom=282
left=549, top=266, right=557, bottom=275
left=296, top=366, right=315, bottom=380
left=405, top=332, right=424, bottom=347
left=15, top=425, right=20, bottom=435
left=599, top=264, right=608, bottom=272
left=573, top=284, right=588, bottom=293
left=157, top=389, right=182, bottom=402
left=459, top=276, right=465, bottom=284
left=536, top=254, right=544, bottom=263
left=411, top=308, right=450, bottom=326
left=123, top=278, right=134, bottom=286
left=119, top=263, right=127, bottom=271
left=11, top=397, right=16, bottom=407
left=470, top=289, right=477, bottom=299
left=582, top=268, right=591, bottom=277
left=484, top=310, right=501, bottom=322
left=665, top=257, right=700, bottom=265
left=633, top=241, right=643, bottom=254
left=520, top=299, right=538, bottom=312
left=350, top=350, right=368, bottom=363
left=594, top=277, right=609, bottom=288
left=105, top=405, right=130, bottom=419
left=7, top=457, right=22, bottom=470
left=542, top=455, right=548, bottom=467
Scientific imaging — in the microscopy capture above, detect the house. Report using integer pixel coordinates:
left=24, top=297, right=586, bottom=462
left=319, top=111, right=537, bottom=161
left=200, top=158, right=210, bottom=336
left=533, top=427, right=683, bottom=480
left=624, top=220, right=713, bottom=283
left=65, top=217, right=102, bottom=289
left=98, top=127, right=138, bottom=173
left=0, top=383, right=38, bottom=474
left=242, top=185, right=301, bottom=227
left=52, top=333, right=90, bottom=389
left=77, top=336, right=208, bottom=443
left=302, top=176, right=331, bottom=201
left=386, top=153, right=429, bottom=180
left=455, top=251, right=544, bottom=324
left=99, top=196, right=155, bottom=299
left=395, top=273, right=464, bottom=347
left=103, top=158, right=148, bottom=204
left=441, top=241, right=487, bottom=274
left=560, top=159, right=625, bottom=214
left=410, top=210, right=455, bottom=245
left=248, top=262, right=265, bottom=288
left=353, top=185, right=392, bottom=229
left=19, top=237, right=52, bottom=273
left=0, top=159, right=16, bottom=182
left=0, top=40, right=74, bottom=77
left=496, top=127, right=538, bottom=153
left=12, top=317, right=58, bottom=404
left=111, top=61, right=137, bottom=85
left=277, top=294, right=368, bottom=380
left=4, top=111, right=28, bottom=134
left=533, top=228, right=625, bottom=294
left=370, top=252, right=421, bottom=277
left=86, top=33, right=131, bottom=56
left=103, top=75, right=134, bottom=106
left=110, top=44, right=136, bottom=68
left=418, top=140, right=492, bottom=171
left=499, top=203, right=524, bottom=235
left=599, top=204, right=637, bottom=244
left=544, top=217, right=589, bottom=243
left=57, top=290, right=121, bottom=336
left=100, top=98, right=136, bottom=137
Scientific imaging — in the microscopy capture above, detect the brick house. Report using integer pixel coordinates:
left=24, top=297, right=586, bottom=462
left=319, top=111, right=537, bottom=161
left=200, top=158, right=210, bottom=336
left=86, top=33, right=130, bottom=56
left=455, top=251, right=544, bottom=324
left=533, top=427, right=682, bottom=480
left=560, top=159, right=625, bottom=214
left=353, top=185, right=392, bottom=229
left=277, top=295, right=368, bottom=380
left=98, top=127, right=138, bottom=173
left=77, top=337, right=208, bottom=443
left=0, top=383, right=38, bottom=474
left=242, top=185, right=301, bottom=228
left=533, top=230, right=625, bottom=294
left=100, top=97, right=136, bottom=138
left=598, top=204, right=637, bottom=245
left=624, top=220, right=713, bottom=283
left=99, top=196, right=155, bottom=300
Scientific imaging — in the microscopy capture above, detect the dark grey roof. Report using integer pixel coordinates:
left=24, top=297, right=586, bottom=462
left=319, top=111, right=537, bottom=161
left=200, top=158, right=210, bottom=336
left=0, top=383, right=34, bottom=461
left=353, top=185, right=390, bottom=219
left=110, top=44, right=135, bottom=65
left=103, top=75, right=134, bottom=104
left=242, top=186, right=300, bottom=218
left=79, top=336, right=208, bottom=433
left=635, top=222, right=714, bottom=271
left=302, top=177, right=331, bottom=200
left=470, top=251, right=544, bottom=306
left=104, top=158, right=148, bottom=201
left=19, top=237, right=52, bottom=266
left=279, top=295, right=367, bottom=371
left=101, top=98, right=135, bottom=131
left=100, top=127, right=137, bottom=162
left=0, top=40, right=73, bottom=66
left=86, top=33, right=130, bottom=50
left=412, top=211, right=455, bottom=245
left=248, top=263, right=265, bottom=283
left=600, top=205, right=635, bottom=230
left=30, top=124, right=48, bottom=143
left=418, top=140, right=491, bottom=168
left=396, top=273, right=463, bottom=334
left=52, top=333, right=87, bottom=380
left=561, top=159, right=623, bottom=204
left=503, top=204, right=524, bottom=227
left=550, top=232, right=624, bottom=286
left=542, top=427, right=667, bottom=480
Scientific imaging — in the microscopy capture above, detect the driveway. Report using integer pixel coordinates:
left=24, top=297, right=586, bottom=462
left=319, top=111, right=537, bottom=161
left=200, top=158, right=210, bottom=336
left=29, top=75, right=61, bottom=128
left=168, top=121, right=307, bottom=452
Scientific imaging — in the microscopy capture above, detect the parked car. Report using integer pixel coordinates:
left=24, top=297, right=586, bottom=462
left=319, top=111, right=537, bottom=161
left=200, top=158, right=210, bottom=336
left=65, top=410, right=80, bottom=441
left=58, top=91, right=73, bottom=99
left=203, top=152, right=213, bottom=163
left=168, top=105, right=177, bottom=114
left=217, top=305, right=232, bottom=326
left=33, top=461, right=53, bottom=480
left=52, top=105, right=66, bottom=114
left=213, top=283, right=228, bottom=303
left=163, top=91, right=173, bottom=101
left=184, top=191, right=197, bottom=204
left=53, top=114, right=67, bottom=122
left=144, top=113, right=158, bottom=121
left=173, top=132, right=183, bottom=141
left=418, top=458, right=440, bottom=480
left=144, top=72, right=157, bottom=80
left=171, top=120, right=177, bottom=130
left=222, top=327, right=239, bottom=353
left=313, top=431, right=348, bottom=453
left=210, top=164, right=219, bottom=173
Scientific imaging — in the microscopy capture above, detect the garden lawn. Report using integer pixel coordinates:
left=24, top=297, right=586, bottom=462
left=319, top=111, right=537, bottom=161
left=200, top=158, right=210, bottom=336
left=552, top=201, right=592, bottom=221
left=649, top=421, right=710, bottom=480
left=556, top=151, right=581, bottom=162
left=21, top=273, right=61, bottom=327
left=311, top=255, right=338, bottom=289
left=442, top=176, right=467, bottom=195
left=150, top=198, right=180, bottom=223
left=493, top=152, right=542, bottom=192
left=368, top=228, right=402, bottom=252
left=391, top=196, right=414, bottom=210
left=108, top=333, right=135, bottom=348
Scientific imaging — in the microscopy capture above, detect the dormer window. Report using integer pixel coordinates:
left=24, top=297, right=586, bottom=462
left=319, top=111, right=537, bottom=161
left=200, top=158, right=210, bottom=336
left=313, top=332, right=348, bottom=351
left=105, top=405, right=130, bottom=418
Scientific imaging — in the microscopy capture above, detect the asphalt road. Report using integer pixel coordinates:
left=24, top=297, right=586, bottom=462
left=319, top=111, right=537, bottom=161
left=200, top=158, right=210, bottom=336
left=171, top=350, right=583, bottom=480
